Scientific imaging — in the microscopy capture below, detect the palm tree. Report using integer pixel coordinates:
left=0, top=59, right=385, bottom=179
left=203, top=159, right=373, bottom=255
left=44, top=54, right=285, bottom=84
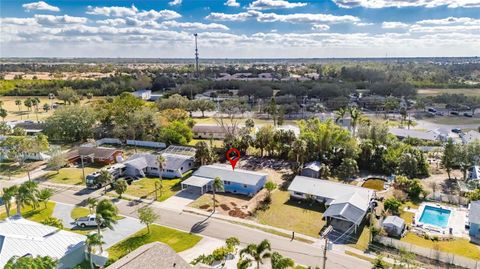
left=15, top=181, right=39, bottom=215
left=271, top=251, right=294, bottom=269
left=349, top=107, right=363, bottom=137
left=239, top=239, right=272, bottom=269
left=335, top=107, right=347, bottom=123
left=156, top=155, right=166, bottom=200
left=95, top=199, right=118, bottom=252
left=0, top=108, right=7, bottom=122
left=86, top=233, right=104, bottom=269
left=1, top=186, right=18, bottom=217
left=86, top=197, right=98, bottom=214
left=97, top=169, right=112, bottom=194
left=15, top=100, right=22, bottom=120
left=37, top=188, right=54, bottom=208
left=211, top=176, right=224, bottom=213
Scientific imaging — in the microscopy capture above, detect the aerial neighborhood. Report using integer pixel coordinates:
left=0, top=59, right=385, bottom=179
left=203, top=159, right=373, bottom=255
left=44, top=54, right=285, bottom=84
left=1, top=1, right=480, bottom=269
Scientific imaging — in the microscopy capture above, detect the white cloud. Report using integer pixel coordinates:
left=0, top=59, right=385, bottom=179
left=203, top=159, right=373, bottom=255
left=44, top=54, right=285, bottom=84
left=382, top=21, right=409, bottom=29
left=225, top=0, right=241, bottom=7
left=416, top=17, right=480, bottom=25
left=332, top=0, right=480, bottom=8
left=161, top=21, right=229, bottom=30
left=248, top=0, right=307, bottom=10
left=87, top=5, right=139, bottom=17
left=354, top=22, right=374, bottom=26
left=34, top=15, right=87, bottom=25
left=0, top=17, right=38, bottom=26
left=22, top=1, right=60, bottom=12
left=206, top=10, right=360, bottom=24
left=169, top=0, right=182, bottom=6
left=410, top=24, right=480, bottom=32
left=96, top=18, right=127, bottom=27
left=311, top=24, right=330, bottom=31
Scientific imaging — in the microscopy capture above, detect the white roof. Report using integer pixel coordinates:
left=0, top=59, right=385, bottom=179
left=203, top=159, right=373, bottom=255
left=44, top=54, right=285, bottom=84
left=389, top=128, right=439, bottom=141
left=193, top=164, right=267, bottom=186
left=383, top=216, right=405, bottom=228
left=0, top=217, right=85, bottom=268
left=181, top=175, right=212, bottom=187
left=304, top=161, right=321, bottom=172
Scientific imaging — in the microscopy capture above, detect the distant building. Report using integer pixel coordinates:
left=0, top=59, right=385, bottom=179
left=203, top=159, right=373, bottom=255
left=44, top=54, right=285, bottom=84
left=106, top=242, right=210, bottom=269
left=389, top=128, right=439, bottom=141
left=131, top=89, right=152, bottom=100
left=468, top=201, right=480, bottom=239
left=301, top=161, right=322, bottom=178
left=6, top=120, right=45, bottom=135
left=0, top=216, right=86, bottom=269
left=288, top=176, right=375, bottom=232
left=66, top=146, right=124, bottom=165
left=192, top=124, right=239, bottom=139
left=382, top=216, right=406, bottom=238
left=181, top=164, right=267, bottom=196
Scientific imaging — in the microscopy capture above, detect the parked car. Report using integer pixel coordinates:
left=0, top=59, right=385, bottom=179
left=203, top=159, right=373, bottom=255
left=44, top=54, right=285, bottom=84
left=452, top=128, right=462, bottom=134
left=75, top=215, right=103, bottom=228
left=427, top=107, right=437, bottom=113
left=435, top=111, right=444, bottom=116
left=450, top=111, right=459, bottom=115
left=463, top=112, right=473, bottom=117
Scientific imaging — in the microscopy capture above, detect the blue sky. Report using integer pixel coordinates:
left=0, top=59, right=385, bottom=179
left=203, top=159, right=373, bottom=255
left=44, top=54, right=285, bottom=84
left=1, top=0, right=480, bottom=57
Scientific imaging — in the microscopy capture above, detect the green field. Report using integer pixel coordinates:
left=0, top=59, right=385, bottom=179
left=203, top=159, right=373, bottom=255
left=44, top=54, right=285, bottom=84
left=107, top=224, right=202, bottom=262
left=0, top=201, right=55, bottom=222
left=418, top=88, right=480, bottom=97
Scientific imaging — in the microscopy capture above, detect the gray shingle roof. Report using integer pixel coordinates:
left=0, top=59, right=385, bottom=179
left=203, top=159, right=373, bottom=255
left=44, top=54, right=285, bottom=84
left=193, top=164, right=267, bottom=186
left=124, top=157, right=148, bottom=170
left=383, top=216, right=405, bottom=228
left=469, top=201, right=480, bottom=224
left=323, top=202, right=366, bottom=225
left=162, top=153, right=193, bottom=171
left=389, top=128, right=439, bottom=141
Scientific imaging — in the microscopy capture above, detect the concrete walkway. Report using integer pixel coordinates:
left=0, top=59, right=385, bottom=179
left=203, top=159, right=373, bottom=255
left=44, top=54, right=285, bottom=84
left=52, top=202, right=76, bottom=229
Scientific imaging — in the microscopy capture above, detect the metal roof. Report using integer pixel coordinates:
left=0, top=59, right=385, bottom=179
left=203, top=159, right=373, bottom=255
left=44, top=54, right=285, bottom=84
left=162, top=153, right=193, bottom=171
left=304, top=161, right=321, bottom=172
left=389, top=128, right=439, bottom=141
left=162, top=145, right=197, bottom=157
left=193, top=164, right=267, bottom=186
left=127, top=153, right=194, bottom=171
left=0, top=216, right=85, bottom=268
left=181, top=175, right=212, bottom=187
left=469, top=201, right=480, bottom=224
left=383, top=216, right=405, bottom=228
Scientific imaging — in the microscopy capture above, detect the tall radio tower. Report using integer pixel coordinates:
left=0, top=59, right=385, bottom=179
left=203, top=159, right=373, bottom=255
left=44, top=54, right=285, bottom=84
left=194, top=33, right=199, bottom=78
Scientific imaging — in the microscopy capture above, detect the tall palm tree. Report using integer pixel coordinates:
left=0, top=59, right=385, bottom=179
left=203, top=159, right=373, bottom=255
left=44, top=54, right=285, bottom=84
left=211, top=176, right=224, bottom=213
left=95, top=199, right=118, bottom=252
left=349, top=107, right=363, bottom=137
left=1, top=186, right=18, bottom=217
left=86, top=197, right=98, bottom=214
left=15, top=181, right=38, bottom=215
left=86, top=233, right=105, bottom=269
left=239, top=239, right=272, bottom=269
left=335, top=107, right=347, bottom=123
left=37, top=188, right=53, bottom=208
left=156, top=155, right=166, bottom=200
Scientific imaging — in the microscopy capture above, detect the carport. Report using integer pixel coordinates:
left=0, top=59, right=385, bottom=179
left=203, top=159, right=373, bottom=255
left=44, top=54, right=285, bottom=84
left=181, top=176, right=211, bottom=195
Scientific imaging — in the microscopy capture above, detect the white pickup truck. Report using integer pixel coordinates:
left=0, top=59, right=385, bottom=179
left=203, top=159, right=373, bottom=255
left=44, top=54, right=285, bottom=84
left=75, top=215, right=103, bottom=228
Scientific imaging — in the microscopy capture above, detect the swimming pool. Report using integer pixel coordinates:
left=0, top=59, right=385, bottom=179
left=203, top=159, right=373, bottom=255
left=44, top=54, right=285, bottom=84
left=419, top=205, right=451, bottom=228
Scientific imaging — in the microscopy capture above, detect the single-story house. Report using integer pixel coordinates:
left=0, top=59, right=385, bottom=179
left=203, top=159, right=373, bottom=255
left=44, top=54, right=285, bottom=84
left=6, top=120, right=45, bottom=135
left=468, top=201, right=480, bottom=239
left=389, top=128, right=439, bottom=141
left=124, top=151, right=195, bottom=179
left=131, top=89, right=152, bottom=100
left=382, top=216, right=406, bottom=238
left=192, top=125, right=232, bottom=139
left=66, top=146, right=124, bottom=165
left=106, top=242, right=209, bottom=269
left=0, top=216, right=86, bottom=269
left=301, top=161, right=322, bottom=178
left=181, top=164, right=267, bottom=196
left=288, top=176, right=375, bottom=232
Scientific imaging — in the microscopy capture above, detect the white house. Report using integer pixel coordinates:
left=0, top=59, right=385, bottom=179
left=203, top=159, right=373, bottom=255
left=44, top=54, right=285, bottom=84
left=131, top=89, right=152, bottom=100
left=0, top=216, right=86, bottom=269
left=288, top=176, right=375, bottom=232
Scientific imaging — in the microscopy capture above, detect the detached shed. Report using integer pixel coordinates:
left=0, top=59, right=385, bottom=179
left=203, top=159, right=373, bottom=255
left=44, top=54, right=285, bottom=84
left=382, top=216, right=406, bottom=238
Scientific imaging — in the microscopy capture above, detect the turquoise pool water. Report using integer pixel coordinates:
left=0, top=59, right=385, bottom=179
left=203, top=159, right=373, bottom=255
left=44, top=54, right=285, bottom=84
left=419, top=206, right=451, bottom=228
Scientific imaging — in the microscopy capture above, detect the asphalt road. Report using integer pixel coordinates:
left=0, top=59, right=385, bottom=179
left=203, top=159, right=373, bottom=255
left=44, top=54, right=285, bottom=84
left=47, top=186, right=371, bottom=269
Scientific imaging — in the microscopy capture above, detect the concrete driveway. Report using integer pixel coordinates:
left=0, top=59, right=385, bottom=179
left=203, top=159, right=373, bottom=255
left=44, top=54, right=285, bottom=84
left=52, top=202, right=76, bottom=229
left=160, top=190, right=201, bottom=211
left=103, top=217, right=144, bottom=248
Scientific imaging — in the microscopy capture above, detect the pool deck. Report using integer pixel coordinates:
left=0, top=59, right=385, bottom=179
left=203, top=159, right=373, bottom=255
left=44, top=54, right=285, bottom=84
left=413, top=202, right=468, bottom=237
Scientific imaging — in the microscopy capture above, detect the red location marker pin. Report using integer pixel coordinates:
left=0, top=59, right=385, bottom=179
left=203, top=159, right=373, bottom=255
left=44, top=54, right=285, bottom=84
left=226, top=148, right=241, bottom=170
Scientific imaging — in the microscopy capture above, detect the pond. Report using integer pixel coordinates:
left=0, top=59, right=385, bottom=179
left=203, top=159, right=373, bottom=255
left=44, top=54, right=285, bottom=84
left=361, top=178, right=385, bottom=191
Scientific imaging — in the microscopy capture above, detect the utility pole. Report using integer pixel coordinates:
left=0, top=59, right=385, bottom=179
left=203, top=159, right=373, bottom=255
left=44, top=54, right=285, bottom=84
left=194, top=33, right=199, bottom=79
left=321, top=225, right=333, bottom=269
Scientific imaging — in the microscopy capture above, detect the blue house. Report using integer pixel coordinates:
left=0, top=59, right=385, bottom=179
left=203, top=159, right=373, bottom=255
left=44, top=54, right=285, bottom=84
left=181, top=165, right=267, bottom=197
left=468, top=201, right=480, bottom=239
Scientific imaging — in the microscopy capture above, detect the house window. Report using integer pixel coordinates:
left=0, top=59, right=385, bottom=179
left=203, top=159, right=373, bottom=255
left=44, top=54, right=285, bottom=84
left=243, top=184, right=247, bottom=188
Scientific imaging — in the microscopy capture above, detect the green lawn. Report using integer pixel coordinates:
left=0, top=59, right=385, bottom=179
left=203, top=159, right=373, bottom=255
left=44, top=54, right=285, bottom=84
left=0, top=162, right=27, bottom=177
left=107, top=224, right=202, bottom=262
left=71, top=207, right=91, bottom=219
left=255, top=190, right=326, bottom=238
left=125, top=171, right=193, bottom=202
left=0, top=201, right=55, bottom=222
left=44, top=167, right=98, bottom=185
left=423, top=116, right=480, bottom=125
left=401, top=233, right=480, bottom=260
left=348, top=225, right=371, bottom=251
